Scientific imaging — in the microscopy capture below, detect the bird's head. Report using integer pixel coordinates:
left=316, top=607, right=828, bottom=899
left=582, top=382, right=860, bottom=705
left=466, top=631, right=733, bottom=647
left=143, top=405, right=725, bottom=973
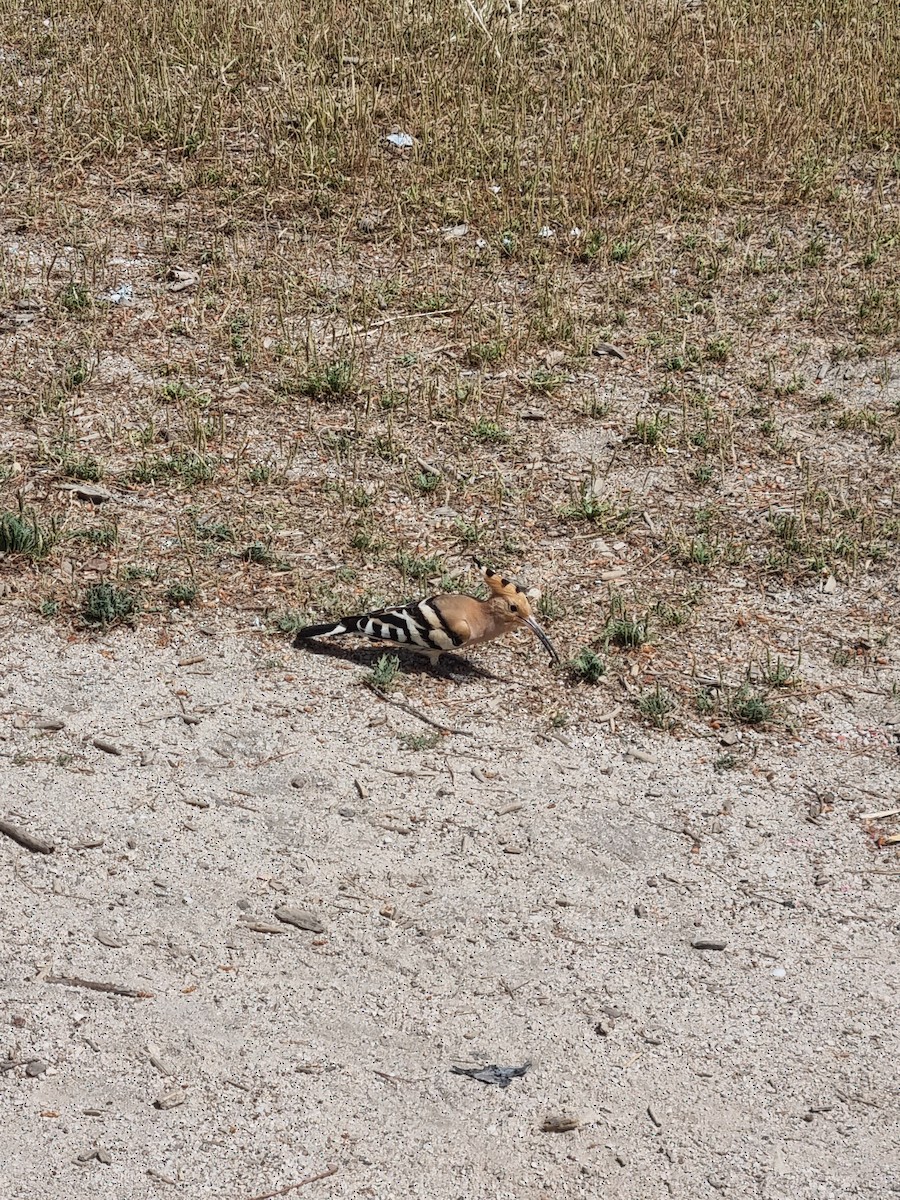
left=474, top=558, right=560, bottom=663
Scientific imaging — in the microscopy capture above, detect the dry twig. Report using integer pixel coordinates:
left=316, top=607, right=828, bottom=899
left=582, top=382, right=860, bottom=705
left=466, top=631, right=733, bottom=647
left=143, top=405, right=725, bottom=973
left=245, top=1165, right=339, bottom=1200
left=0, top=819, right=54, bottom=854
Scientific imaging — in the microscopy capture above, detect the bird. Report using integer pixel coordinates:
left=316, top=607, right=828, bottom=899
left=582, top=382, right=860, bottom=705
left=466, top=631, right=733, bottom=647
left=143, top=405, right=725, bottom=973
left=295, top=558, right=560, bottom=667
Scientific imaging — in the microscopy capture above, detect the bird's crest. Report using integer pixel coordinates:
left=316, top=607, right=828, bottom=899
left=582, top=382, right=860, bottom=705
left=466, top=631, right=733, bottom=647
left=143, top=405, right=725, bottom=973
left=473, top=558, right=532, bottom=607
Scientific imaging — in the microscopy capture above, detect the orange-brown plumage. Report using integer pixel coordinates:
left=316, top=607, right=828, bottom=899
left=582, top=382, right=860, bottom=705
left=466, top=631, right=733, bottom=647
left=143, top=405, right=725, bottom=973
left=295, top=558, right=559, bottom=666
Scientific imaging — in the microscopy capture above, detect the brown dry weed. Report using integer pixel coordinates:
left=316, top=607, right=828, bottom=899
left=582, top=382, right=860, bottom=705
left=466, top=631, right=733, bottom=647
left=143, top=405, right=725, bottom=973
left=1, top=0, right=898, bottom=736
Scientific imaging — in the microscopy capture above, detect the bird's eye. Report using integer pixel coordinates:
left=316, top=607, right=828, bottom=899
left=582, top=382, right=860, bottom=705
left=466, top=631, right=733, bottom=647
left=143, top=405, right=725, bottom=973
left=508, top=602, right=519, bottom=613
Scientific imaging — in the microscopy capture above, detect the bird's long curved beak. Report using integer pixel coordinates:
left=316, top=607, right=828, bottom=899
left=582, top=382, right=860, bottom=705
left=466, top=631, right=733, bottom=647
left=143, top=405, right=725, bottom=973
left=520, top=614, right=560, bottom=664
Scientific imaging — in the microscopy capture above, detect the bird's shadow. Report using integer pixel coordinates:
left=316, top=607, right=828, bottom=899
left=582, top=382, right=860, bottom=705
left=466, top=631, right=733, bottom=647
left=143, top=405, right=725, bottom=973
left=292, top=636, right=505, bottom=682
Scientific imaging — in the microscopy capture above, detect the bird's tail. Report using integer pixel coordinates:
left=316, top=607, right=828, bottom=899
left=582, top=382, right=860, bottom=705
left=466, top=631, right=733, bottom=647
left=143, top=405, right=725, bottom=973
left=295, top=614, right=369, bottom=640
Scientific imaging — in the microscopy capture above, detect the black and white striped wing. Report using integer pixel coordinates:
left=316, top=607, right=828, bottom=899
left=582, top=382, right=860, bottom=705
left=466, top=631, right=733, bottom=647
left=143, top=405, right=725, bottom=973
left=349, top=598, right=465, bottom=653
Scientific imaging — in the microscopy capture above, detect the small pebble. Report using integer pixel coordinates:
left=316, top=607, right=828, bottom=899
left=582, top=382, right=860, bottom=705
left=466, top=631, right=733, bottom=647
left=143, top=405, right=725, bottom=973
left=541, top=1113, right=581, bottom=1133
left=772, top=967, right=786, bottom=980
left=25, top=1059, right=48, bottom=1077
left=94, top=929, right=127, bottom=949
left=34, top=717, right=65, bottom=731
left=153, top=1086, right=186, bottom=1110
left=691, top=938, right=727, bottom=951
left=92, top=737, right=123, bottom=756
left=274, top=906, right=326, bottom=934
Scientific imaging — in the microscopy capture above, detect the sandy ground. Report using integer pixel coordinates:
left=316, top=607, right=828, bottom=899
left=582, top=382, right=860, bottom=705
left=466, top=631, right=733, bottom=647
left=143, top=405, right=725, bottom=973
left=1, top=613, right=898, bottom=1200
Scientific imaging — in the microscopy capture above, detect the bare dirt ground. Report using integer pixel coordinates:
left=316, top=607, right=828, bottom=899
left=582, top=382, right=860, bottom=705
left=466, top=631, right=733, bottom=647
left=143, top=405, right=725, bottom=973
left=1, top=612, right=898, bottom=1200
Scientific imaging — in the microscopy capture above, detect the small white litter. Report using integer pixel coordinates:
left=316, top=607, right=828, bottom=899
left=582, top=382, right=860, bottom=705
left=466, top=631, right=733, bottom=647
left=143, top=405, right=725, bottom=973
left=99, top=283, right=134, bottom=306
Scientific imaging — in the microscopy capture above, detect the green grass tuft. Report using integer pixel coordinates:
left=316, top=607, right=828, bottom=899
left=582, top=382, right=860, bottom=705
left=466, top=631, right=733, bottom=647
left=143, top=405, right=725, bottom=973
left=569, top=647, right=606, bottom=683
left=81, top=583, right=138, bottom=627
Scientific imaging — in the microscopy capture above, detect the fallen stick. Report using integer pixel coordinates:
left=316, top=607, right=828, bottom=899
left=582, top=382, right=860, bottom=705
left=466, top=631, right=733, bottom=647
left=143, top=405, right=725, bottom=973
left=45, top=974, right=153, bottom=999
left=0, top=819, right=54, bottom=854
left=246, top=1165, right=339, bottom=1200
left=365, top=685, right=472, bottom=736
left=595, top=706, right=622, bottom=725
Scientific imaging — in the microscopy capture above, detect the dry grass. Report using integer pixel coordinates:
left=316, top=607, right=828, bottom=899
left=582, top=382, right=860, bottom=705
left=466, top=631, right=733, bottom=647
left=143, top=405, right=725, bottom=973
left=1, top=0, right=898, bottom=732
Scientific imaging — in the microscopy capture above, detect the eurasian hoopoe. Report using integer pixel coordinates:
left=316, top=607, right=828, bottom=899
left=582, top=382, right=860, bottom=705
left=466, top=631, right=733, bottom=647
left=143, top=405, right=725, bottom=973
left=296, top=559, right=560, bottom=666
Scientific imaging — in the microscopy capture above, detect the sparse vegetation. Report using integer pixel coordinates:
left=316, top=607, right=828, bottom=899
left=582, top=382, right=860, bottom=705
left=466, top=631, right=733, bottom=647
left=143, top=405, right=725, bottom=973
left=61, top=454, right=103, bottom=482
left=603, top=598, right=651, bottom=650
left=81, top=583, right=138, bottom=627
left=636, top=685, right=677, bottom=729
left=561, top=486, right=633, bottom=530
left=0, top=508, right=56, bottom=558
left=0, top=0, right=895, bottom=747
left=368, top=654, right=400, bottom=691
left=399, top=730, right=440, bottom=752
left=729, top=684, right=773, bottom=725
left=469, top=418, right=510, bottom=445
left=69, top=525, right=117, bottom=548
left=274, top=611, right=308, bottom=635
left=166, top=581, right=198, bottom=606
left=287, top=359, right=358, bottom=401
left=569, top=648, right=606, bottom=683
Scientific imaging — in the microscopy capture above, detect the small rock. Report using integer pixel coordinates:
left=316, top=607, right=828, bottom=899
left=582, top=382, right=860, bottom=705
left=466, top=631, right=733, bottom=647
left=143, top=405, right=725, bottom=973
left=92, top=737, right=122, bottom=756
left=442, top=223, right=468, bottom=241
left=451, top=1062, right=529, bottom=1088
left=94, top=929, right=127, bottom=949
left=153, top=1086, right=186, bottom=1110
left=720, top=729, right=740, bottom=746
left=34, top=717, right=65, bottom=731
left=541, top=1113, right=581, bottom=1133
left=25, top=1059, right=48, bottom=1077
left=59, top=483, right=112, bottom=504
left=167, top=268, right=198, bottom=293
left=99, top=282, right=134, bottom=306
left=592, top=342, right=626, bottom=360
left=96, top=1147, right=112, bottom=1165
left=647, top=1103, right=662, bottom=1128
left=772, top=967, right=786, bottom=980
left=691, top=938, right=727, bottom=951
left=274, top=906, right=326, bottom=934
